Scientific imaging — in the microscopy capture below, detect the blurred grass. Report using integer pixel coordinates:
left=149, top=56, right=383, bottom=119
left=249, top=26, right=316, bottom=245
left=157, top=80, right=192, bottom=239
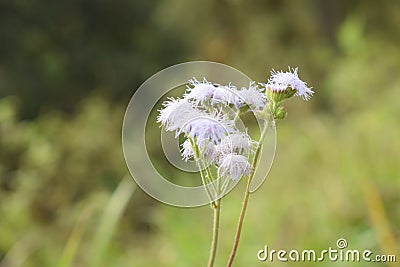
left=89, top=176, right=136, bottom=267
left=1, top=1, right=400, bottom=267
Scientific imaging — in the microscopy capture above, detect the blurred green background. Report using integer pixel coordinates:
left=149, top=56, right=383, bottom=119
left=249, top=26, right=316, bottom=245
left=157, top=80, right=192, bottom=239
left=0, top=1, right=399, bottom=266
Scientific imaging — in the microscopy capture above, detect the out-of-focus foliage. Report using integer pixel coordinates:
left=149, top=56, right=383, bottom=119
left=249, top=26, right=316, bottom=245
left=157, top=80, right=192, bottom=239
left=0, top=0, right=190, bottom=118
left=0, top=0, right=399, bottom=266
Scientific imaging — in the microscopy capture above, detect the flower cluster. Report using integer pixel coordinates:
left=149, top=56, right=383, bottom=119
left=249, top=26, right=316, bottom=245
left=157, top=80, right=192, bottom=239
left=157, top=68, right=313, bottom=181
left=158, top=78, right=260, bottom=181
left=184, top=78, right=267, bottom=110
left=156, top=67, right=314, bottom=267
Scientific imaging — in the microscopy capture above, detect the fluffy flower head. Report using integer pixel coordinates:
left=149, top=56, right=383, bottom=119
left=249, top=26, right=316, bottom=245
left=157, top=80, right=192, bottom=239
left=157, top=98, right=203, bottom=131
left=181, top=139, right=195, bottom=162
left=212, top=84, right=242, bottom=108
left=180, top=114, right=234, bottom=145
left=184, top=78, right=216, bottom=105
left=266, top=67, right=314, bottom=100
left=218, top=153, right=252, bottom=181
left=181, top=139, right=216, bottom=162
left=237, top=82, right=266, bottom=110
left=217, top=132, right=257, bottom=156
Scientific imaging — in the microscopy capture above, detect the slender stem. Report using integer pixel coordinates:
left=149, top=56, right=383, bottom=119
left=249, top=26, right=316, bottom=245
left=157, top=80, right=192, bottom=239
left=203, top=160, right=218, bottom=194
left=233, top=110, right=241, bottom=123
left=206, top=167, right=221, bottom=267
left=220, top=177, right=231, bottom=195
left=227, top=120, right=271, bottom=267
left=199, top=167, right=217, bottom=209
left=191, top=137, right=217, bottom=208
left=192, top=140, right=221, bottom=267
left=226, top=179, right=251, bottom=267
left=207, top=199, right=221, bottom=267
left=204, top=163, right=224, bottom=267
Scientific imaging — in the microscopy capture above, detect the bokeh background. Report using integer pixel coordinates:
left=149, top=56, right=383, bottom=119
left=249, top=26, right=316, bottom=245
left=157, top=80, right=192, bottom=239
left=0, top=1, right=399, bottom=266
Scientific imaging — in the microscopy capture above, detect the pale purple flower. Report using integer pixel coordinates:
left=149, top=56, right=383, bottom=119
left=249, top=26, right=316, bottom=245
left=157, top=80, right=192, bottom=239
left=157, top=98, right=203, bottom=131
left=237, top=82, right=266, bottom=109
left=197, top=140, right=217, bottom=162
left=218, top=153, right=252, bottom=181
left=180, top=114, right=234, bottom=145
left=217, top=132, right=257, bottom=156
left=181, top=139, right=195, bottom=161
left=181, top=139, right=216, bottom=162
left=212, top=84, right=242, bottom=108
left=266, top=67, right=314, bottom=100
left=184, top=78, right=216, bottom=105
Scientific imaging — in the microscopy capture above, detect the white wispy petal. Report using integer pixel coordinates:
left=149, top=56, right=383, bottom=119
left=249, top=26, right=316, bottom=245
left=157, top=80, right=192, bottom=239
left=197, top=140, right=217, bottom=162
left=180, top=113, right=234, bottom=145
left=181, top=139, right=195, bottom=161
left=218, top=153, right=252, bottom=181
left=212, top=84, right=243, bottom=109
left=157, top=98, right=203, bottom=131
left=237, top=82, right=267, bottom=109
left=217, top=131, right=257, bottom=156
left=180, top=139, right=217, bottom=162
left=184, top=78, right=216, bottom=105
left=267, top=67, right=314, bottom=100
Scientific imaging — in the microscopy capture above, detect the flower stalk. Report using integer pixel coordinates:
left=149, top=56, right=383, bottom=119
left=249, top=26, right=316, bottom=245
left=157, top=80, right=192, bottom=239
left=227, top=119, right=271, bottom=267
left=208, top=198, right=221, bottom=267
left=157, top=67, right=313, bottom=267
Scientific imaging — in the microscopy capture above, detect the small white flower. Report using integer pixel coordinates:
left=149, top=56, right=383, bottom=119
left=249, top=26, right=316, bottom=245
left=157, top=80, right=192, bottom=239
left=266, top=67, right=314, bottom=100
left=184, top=78, right=216, bottom=105
left=181, top=139, right=195, bottom=161
left=217, top=132, right=257, bottom=156
left=181, top=139, right=216, bottom=162
left=180, top=114, right=234, bottom=145
left=212, top=84, right=242, bottom=108
left=157, top=98, right=202, bottom=131
left=198, top=140, right=217, bottom=161
left=218, top=153, right=252, bottom=181
left=237, top=82, right=266, bottom=109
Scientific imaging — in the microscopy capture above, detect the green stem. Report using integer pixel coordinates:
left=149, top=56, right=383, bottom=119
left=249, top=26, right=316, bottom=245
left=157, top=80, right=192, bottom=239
left=226, top=177, right=252, bottom=267
left=226, top=120, right=271, bottom=267
left=233, top=110, right=241, bottom=123
left=203, top=160, right=218, bottom=194
left=190, top=137, right=217, bottom=208
left=191, top=138, right=221, bottom=267
left=198, top=161, right=217, bottom=209
left=205, top=165, right=221, bottom=267
left=203, top=163, right=222, bottom=267
left=207, top=199, right=221, bottom=267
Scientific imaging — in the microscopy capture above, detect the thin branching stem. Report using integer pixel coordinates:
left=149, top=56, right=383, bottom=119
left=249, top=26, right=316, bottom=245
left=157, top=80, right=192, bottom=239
left=207, top=198, right=221, bottom=267
left=191, top=137, right=222, bottom=267
left=227, top=120, right=272, bottom=267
